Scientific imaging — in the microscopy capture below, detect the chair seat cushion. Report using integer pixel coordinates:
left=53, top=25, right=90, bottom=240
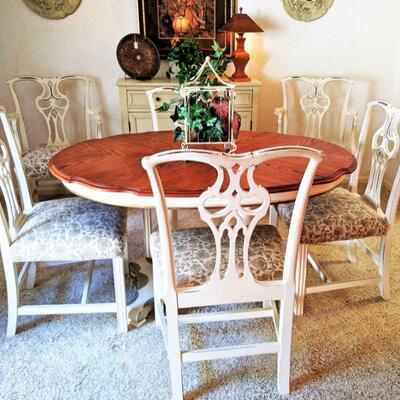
left=22, top=145, right=68, bottom=180
left=150, top=225, right=285, bottom=288
left=277, top=187, right=389, bottom=244
left=11, top=197, right=127, bottom=262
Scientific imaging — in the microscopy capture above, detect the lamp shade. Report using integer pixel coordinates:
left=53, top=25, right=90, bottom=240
left=173, top=15, right=190, bottom=34
left=219, top=7, right=263, bottom=34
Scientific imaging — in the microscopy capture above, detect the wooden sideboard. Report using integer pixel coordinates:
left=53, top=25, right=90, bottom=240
left=117, top=78, right=262, bottom=133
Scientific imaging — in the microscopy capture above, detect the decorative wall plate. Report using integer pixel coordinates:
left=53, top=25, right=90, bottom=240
left=23, top=0, right=81, bottom=19
left=116, top=34, right=161, bottom=80
left=283, top=0, right=334, bottom=22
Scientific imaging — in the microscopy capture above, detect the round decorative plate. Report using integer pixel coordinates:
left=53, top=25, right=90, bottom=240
left=116, top=34, right=161, bottom=81
left=23, top=0, right=81, bottom=19
left=283, top=0, right=334, bottom=22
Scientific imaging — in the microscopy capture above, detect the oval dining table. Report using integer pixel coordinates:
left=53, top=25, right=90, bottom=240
left=49, top=130, right=357, bottom=326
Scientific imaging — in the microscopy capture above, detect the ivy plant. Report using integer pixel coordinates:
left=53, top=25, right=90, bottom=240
left=159, top=39, right=230, bottom=143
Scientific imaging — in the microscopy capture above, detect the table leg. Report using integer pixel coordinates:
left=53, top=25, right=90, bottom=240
left=125, top=208, right=177, bottom=328
left=126, top=258, right=154, bottom=327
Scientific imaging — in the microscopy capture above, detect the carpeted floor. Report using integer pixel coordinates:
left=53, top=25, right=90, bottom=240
left=0, top=205, right=400, bottom=400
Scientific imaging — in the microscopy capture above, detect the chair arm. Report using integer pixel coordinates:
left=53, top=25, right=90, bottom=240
left=346, top=109, right=358, bottom=154
left=274, top=107, right=286, bottom=133
left=88, top=109, right=102, bottom=139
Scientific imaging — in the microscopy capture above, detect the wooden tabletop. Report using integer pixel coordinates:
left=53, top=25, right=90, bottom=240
left=49, top=131, right=357, bottom=207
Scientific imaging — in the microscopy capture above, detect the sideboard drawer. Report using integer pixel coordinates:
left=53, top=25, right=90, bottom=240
left=127, top=90, right=176, bottom=110
left=238, top=111, right=252, bottom=131
left=235, top=90, right=253, bottom=108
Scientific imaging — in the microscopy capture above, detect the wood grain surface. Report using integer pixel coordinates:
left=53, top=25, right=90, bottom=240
left=49, top=131, right=357, bottom=197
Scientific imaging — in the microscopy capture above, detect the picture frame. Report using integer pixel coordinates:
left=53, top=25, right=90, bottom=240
left=138, top=0, right=236, bottom=58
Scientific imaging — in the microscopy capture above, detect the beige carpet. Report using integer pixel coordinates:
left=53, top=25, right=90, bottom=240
left=0, top=206, right=399, bottom=400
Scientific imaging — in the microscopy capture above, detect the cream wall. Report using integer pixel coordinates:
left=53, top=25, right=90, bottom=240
left=1, top=0, right=400, bottom=178
left=0, top=0, right=138, bottom=135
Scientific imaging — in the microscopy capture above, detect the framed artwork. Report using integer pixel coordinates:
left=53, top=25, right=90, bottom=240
left=138, top=0, right=236, bottom=58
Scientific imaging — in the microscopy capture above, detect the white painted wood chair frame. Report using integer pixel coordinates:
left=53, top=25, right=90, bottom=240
left=275, top=76, right=357, bottom=152
left=0, top=110, right=127, bottom=336
left=142, top=146, right=323, bottom=398
left=145, top=86, right=180, bottom=256
left=294, top=100, right=400, bottom=315
left=7, top=75, right=102, bottom=198
left=146, top=86, right=180, bottom=133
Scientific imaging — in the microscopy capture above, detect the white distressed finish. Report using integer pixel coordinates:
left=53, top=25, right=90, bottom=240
left=142, top=146, right=323, bottom=398
left=293, top=100, right=400, bottom=315
left=7, top=75, right=102, bottom=198
left=0, top=110, right=127, bottom=336
left=146, top=86, right=179, bottom=133
left=275, top=76, right=357, bottom=152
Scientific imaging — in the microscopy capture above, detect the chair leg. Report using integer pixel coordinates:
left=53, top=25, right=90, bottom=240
left=153, top=272, right=163, bottom=327
left=294, top=244, right=308, bottom=316
left=347, top=240, right=357, bottom=263
left=30, top=179, right=39, bottom=203
left=277, top=285, right=295, bottom=395
left=112, top=257, right=128, bottom=333
left=25, top=262, right=37, bottom=290
left=4, top=260, right=19, bottom=337
left=143, top=209, right=152, bottom=259
left=123, top=236, right=129, bottom=275
left=168, top=209, right=178, bottom=229
left=166, top=303, right=183, bottom=400
left=268, top=205, right=278, bottom=227
left=379, top=236, right=391, bottom=300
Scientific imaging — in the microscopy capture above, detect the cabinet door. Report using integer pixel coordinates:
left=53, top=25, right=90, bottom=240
left=237, top=111, right=252, bottom=131
left=128, top=112, right=174, bottom=133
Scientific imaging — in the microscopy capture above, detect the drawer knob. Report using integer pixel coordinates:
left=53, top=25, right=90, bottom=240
left=155, top=96, right=161, bottom=102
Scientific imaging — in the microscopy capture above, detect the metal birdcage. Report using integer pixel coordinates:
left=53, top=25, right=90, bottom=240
left=179, top=57, right=237, bottom=152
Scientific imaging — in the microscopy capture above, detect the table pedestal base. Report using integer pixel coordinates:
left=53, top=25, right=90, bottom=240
left=126, top=257, right=154, bottom=327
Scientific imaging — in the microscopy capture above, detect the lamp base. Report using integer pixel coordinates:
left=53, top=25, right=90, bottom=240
left=230, top=35, right=251, bottom=82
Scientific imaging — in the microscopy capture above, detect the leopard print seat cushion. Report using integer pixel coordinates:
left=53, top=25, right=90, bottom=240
left=22, top=145, right=68, bottom=180
left=11, top=197, right=127, bottom=262
left=150, top=225, right=285, bottom=288
left=277, top=187, right=389, bottom=245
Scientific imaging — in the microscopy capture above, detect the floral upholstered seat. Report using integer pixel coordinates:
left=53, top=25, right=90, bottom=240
left=11, top=197, right=127, bottom=262
left=277, top=187, right=389, bottom=245
left=150, top=225, right=285, bottom=288
left=22, top=144, right=67, bottom=180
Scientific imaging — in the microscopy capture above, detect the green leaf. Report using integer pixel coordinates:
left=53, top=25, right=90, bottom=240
left=156, top=103, right=170, bottom=112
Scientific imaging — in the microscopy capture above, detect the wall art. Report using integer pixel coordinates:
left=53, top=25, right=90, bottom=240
left=138, top=0, right=236, bottom=58
left=283, top=0, right=334, bottom=22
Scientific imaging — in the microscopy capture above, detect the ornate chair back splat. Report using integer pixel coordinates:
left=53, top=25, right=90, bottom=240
left=7, top=75, right=101, bottom=154
left=276, top=76, right=356, bottom=152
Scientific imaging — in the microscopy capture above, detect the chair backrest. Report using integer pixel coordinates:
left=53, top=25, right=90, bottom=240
left=349, top=100, right=400, bottom=224
left=7, top=75, right=96, bottom=153
left=0, top=109, right=33, bottom=252
left=146, top=87, right=179, bottom=132
left=142, top=147, right=323, bottom=298
left=279, top=76, right=355, bottom=149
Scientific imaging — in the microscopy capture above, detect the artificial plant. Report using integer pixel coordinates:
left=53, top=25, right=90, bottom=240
left=158, top=38, right=231, bottom=142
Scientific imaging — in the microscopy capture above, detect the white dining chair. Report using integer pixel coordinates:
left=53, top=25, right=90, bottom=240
left=0, top=109, right=128, bottom=336
left=277, top=100, right=400, bottom=315
left=7, top=75, right=102, bottom=199
left=275, top=76, right=357, bottom=152
left=142, top=146, right=323, bottom=398
left=143, top=87, right=180, bottom=257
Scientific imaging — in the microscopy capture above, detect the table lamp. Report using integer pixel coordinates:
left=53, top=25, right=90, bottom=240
left=219, top=7, right=264, bottom=82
